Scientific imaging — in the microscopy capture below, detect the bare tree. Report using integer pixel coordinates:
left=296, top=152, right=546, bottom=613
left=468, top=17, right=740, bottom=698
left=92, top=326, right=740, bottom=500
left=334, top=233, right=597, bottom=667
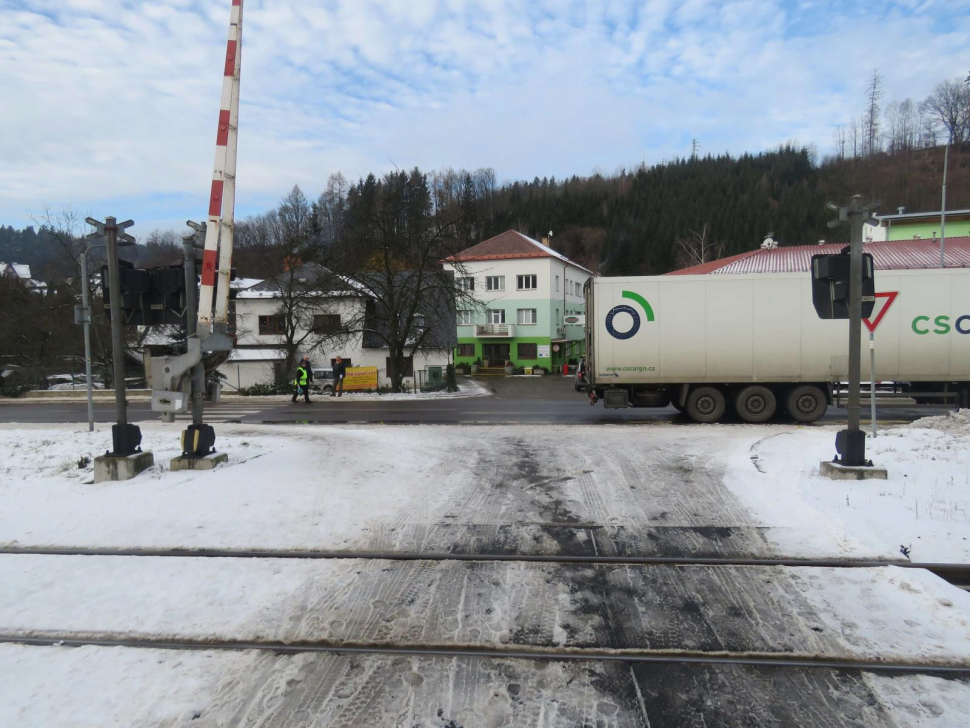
left=833, top=125, right=847, bottom=160
left=674, top=224, right=723, bottom=268
left=314, top=172, right=349, bottom=248
left=321, top=169, right=474, bottom=392
left=920, top=78, right=970, bottom=144
left=864, top=69, right=883, bottom=156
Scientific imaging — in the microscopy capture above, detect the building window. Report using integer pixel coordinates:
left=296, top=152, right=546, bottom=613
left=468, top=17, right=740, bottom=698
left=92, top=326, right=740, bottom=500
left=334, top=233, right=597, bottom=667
left=457, top=310, right=473, bottom=325
left=517, top=308, right=537, bottom=325
left=517, top=274, right=537, bottom=290
left=487, top=309, right=505, bottom=324
left=518, top=342, right=538, bottom=359
left=386, top=356, right=414, bottom=378
left=556, top=275, right=560, bottom=292
left=457, top=277, right=474, bottom=291
left=258, top=314, right=285, bottom=335
left=457, top=343, right=475, bottom=357
left=313, top=314, right=341, bottom=334
left=576, top=281, right=582, bottom=296
left=485, top=276, right=505, bottom=291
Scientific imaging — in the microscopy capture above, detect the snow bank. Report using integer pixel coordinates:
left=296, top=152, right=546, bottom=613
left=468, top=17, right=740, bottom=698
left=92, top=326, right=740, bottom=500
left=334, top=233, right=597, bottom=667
left=724, top=416, right=970, bottom=563
left=908, top=408, right=970, bottom=435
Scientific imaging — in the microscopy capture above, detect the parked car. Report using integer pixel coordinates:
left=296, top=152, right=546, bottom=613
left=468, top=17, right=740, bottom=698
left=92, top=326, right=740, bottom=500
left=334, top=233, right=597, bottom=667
left=311, top=368, right=335, bottom=394
left=45, top=374, right=105, bottom=391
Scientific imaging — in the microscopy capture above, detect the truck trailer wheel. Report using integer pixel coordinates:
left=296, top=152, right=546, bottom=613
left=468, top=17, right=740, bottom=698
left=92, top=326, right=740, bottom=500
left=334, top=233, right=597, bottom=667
left=785, top=385, right=827, bottom=423
left=685, top=386, right=726, bottom=423
left=734, top=385, right=777, bottom=423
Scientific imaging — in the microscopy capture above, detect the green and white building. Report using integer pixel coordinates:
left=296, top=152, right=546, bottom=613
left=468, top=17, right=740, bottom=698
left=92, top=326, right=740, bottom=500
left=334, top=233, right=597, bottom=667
left=444, top=230, right=594, bottom=371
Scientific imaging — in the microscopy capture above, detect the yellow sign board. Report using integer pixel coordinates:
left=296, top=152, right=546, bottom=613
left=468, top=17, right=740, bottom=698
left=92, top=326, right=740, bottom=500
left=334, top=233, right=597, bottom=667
left=344, top=366, right=378, bottom=391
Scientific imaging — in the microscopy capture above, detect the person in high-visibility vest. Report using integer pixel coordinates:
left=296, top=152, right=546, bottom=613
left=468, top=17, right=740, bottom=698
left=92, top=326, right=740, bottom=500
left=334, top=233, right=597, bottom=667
left=292, top=356, right=311, bottom=403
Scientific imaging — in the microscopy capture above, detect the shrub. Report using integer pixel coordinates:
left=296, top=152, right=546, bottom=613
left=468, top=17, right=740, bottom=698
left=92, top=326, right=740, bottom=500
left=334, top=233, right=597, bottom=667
left=0, top=385, right=29, bottom=398
left=445, top=364, right=459, bottom=392
left=238, top=382, right=290, bottom=396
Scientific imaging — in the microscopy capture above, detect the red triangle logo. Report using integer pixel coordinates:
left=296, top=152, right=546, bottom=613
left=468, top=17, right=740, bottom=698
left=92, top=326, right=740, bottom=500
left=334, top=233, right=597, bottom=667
left=864, top=291, right=899, bottom=333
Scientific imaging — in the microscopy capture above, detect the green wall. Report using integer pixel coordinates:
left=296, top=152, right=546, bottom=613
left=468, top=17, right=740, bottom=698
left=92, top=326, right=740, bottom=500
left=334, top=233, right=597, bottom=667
left=454, top=335, right=585, bottom=369
left=454, top=296, right=585, bottom=369
left=887, top=220, right=970, bottom=241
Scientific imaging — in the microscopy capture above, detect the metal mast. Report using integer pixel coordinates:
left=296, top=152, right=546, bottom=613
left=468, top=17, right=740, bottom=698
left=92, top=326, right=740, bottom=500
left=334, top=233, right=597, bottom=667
left=198, top=0, right=243, bottom=343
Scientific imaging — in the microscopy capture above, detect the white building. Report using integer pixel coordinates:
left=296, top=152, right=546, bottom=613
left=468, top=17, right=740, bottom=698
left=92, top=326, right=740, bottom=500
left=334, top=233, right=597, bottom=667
left=219, top=265, right=454, bottom=390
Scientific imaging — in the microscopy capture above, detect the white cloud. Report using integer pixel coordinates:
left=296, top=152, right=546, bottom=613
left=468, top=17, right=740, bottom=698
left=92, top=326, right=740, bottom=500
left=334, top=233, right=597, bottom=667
left=0, top=0, right=967, bottom=233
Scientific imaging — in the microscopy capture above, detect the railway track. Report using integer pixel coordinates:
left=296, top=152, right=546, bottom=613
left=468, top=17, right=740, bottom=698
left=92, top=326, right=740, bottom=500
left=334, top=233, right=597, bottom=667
left=3, top=634, right=969, bottom=676
left=3, top=547, right=967, bottom=677
left=1, top=546, right=966, bottom=589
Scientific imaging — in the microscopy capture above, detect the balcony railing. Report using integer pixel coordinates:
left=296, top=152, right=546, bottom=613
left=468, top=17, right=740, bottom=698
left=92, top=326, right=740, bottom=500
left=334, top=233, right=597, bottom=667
left=475, top=324, right=515, bottom=338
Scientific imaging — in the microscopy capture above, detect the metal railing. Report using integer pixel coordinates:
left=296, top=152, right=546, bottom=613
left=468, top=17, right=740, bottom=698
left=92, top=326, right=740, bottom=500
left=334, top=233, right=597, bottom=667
left=474, top=324, right=515, bottom=338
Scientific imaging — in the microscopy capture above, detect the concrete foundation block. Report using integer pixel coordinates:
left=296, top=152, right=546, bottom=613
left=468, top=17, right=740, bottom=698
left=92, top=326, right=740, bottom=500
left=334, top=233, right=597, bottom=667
left=170, top=452, right=229, bottom=471
left=820, top=460, right=888, bottom=481
left=94, top=452, right=155, bottom=484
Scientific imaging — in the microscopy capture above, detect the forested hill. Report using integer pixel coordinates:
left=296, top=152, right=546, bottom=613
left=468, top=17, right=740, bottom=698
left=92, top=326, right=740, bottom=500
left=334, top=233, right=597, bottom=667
left=477, top=144, right=969, bottom=274
left=3, top=143, right=967, bottom=280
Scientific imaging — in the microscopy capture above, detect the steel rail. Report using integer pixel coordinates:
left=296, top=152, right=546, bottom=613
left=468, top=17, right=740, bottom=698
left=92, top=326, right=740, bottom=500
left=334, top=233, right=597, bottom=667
left=3, top=635, right=969, bottom=675
left=0, top=546, right=966, bottom=586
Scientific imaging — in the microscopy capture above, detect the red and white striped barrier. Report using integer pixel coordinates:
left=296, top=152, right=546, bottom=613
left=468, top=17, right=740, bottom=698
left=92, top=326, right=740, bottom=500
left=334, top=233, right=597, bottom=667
left=198, top=0, right=243, bottom=340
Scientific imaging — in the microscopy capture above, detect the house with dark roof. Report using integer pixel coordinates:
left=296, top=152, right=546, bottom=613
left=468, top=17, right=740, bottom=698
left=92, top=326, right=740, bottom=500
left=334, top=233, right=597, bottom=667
left=443, top=230, right=594, bottom=371
left=220, top=263, right=455, bottom=390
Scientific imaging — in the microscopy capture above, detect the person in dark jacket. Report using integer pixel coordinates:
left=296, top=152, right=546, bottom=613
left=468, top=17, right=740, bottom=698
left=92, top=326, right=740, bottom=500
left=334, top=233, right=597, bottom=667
left=331, top=356, right=347, bottom=397
left=292, top=356, right=312, bottom=403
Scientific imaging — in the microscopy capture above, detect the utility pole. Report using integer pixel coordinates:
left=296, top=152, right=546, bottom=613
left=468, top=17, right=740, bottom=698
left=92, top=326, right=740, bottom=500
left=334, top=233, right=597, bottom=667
left=75, top=242, right=106, bottom=431
left=940, top=134, right=950, bottom=268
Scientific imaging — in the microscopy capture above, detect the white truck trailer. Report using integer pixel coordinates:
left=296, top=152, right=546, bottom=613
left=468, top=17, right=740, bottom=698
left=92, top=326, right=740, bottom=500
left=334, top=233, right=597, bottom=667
left=583, top=268, right=970, bottom=423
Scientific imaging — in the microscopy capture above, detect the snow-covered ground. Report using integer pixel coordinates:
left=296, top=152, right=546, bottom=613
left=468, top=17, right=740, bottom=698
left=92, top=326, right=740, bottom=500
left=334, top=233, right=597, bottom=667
left=1, top=643, right=967, bottom=728
left=1, top=416, right=968, bottom=563
left=726, top=410, right=970, bottom=563
left=2, top=418, right=970, bottom=725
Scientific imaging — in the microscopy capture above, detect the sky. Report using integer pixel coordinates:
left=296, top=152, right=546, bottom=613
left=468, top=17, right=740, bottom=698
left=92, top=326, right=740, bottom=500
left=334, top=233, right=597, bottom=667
left=1, top=0, right=968, bottom=237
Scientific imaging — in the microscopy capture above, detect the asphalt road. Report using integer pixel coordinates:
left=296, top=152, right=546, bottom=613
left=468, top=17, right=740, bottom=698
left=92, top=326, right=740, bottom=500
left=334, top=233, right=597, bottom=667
left=0, top=376, right=953, bottom=426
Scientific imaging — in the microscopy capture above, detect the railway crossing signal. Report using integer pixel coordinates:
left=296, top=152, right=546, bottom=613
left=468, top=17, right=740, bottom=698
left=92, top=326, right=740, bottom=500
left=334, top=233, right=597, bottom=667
left=820, top=196, right=880, bottom=470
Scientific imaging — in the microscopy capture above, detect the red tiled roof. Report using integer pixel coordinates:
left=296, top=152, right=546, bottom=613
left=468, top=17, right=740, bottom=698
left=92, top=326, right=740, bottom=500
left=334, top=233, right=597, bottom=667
left=452, top=230, right=550, bottom=260
left=448, top=230, right=595, bottom=274
left=669, top=237, right=970, bottom=275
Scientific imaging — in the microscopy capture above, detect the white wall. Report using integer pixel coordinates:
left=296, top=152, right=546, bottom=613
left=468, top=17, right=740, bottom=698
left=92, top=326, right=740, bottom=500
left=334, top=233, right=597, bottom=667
left=229, top=293, right=451, bottom=389
left=220, top=360, right=277, bottom=390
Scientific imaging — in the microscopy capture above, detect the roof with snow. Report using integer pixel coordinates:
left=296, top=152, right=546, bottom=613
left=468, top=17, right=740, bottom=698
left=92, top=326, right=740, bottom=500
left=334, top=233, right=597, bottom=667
left=448, top=231, right=595, bottom=275
left=669, top=237, right=970, bottom=275
left=0, top=262, right=31, bottom=279
left=237, top=263, right=370, bottom=299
